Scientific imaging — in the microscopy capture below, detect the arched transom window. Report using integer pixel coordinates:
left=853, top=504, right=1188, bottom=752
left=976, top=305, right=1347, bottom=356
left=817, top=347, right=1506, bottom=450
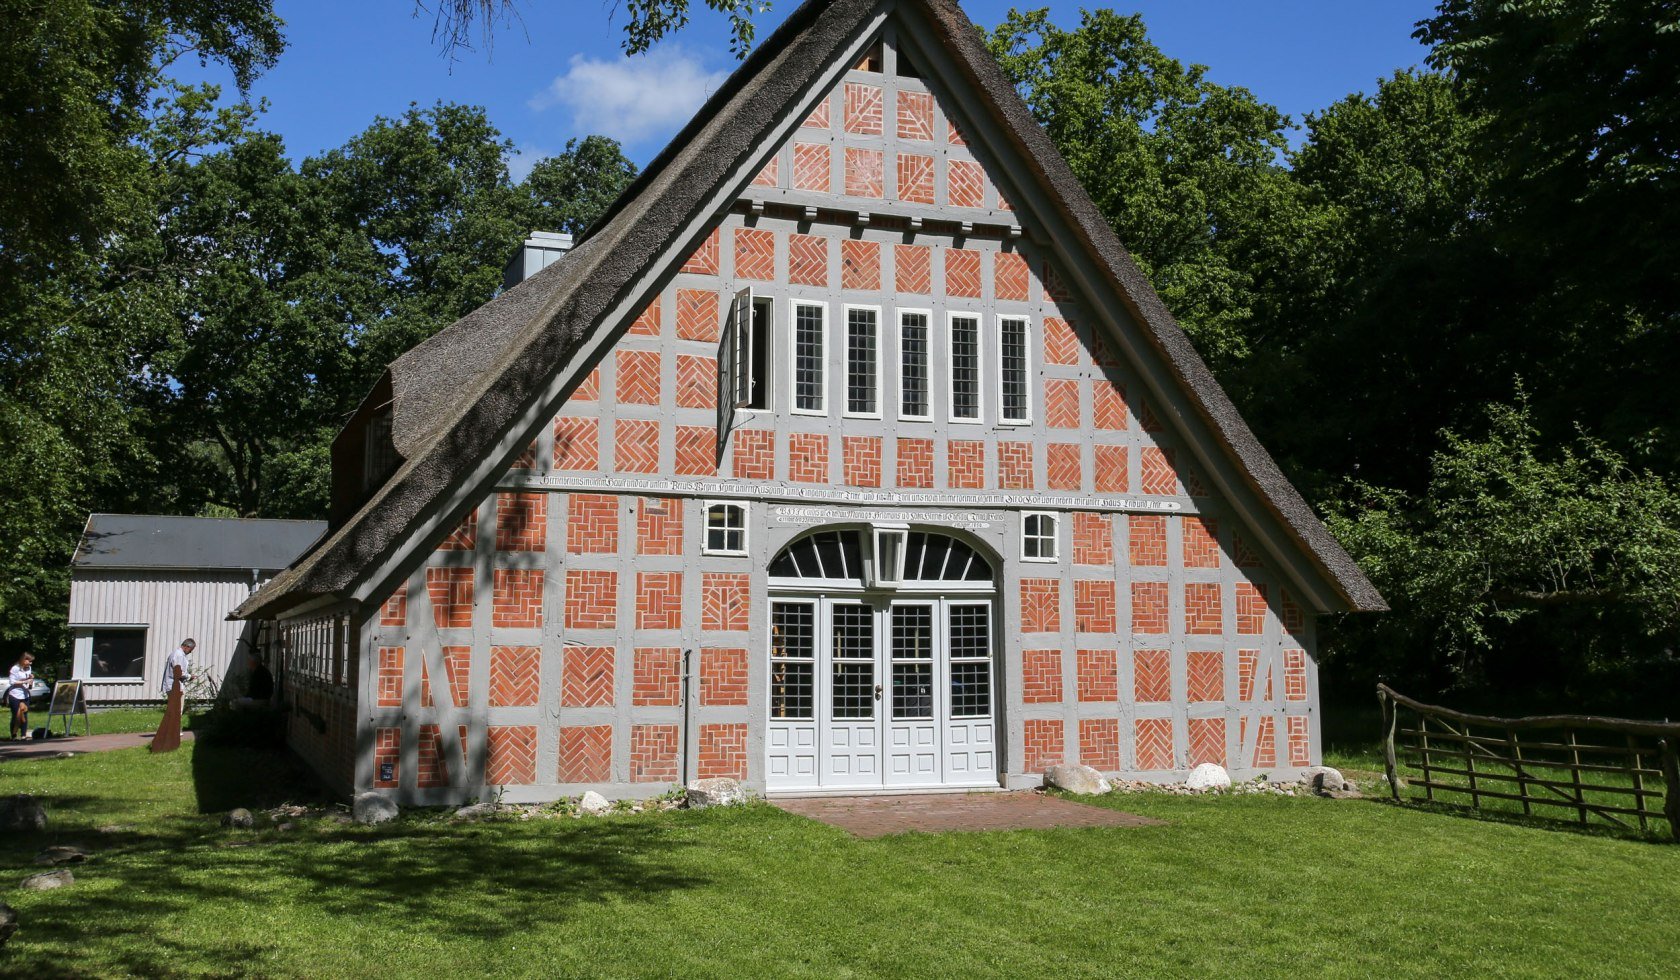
left=769, top=528, right=994, bottom=590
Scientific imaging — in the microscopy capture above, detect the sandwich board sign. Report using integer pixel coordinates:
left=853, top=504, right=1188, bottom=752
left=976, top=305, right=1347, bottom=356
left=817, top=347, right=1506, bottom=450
left=46, top=679, right=91, bottom=737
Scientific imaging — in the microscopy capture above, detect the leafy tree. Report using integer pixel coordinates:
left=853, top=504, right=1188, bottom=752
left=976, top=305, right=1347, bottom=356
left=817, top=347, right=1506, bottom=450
left=422, top=0, right=771, bottom=58
left=987, top=8, right=1303, bottom=372
left=521, top=136, right=640, bottom=236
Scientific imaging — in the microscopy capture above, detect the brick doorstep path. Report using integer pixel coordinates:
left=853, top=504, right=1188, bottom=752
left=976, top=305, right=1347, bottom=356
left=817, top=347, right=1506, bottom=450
left=0, top=730, right=194, bottom=761
left=773, top=791, right=1165, bottom=838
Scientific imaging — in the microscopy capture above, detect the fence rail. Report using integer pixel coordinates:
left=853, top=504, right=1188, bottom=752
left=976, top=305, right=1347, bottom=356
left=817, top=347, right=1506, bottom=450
left=1378, top=684, right=1680, bottom=840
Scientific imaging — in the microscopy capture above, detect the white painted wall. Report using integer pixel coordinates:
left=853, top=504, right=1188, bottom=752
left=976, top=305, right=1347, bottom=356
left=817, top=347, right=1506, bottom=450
left=67, top=570, right=261, bottom=703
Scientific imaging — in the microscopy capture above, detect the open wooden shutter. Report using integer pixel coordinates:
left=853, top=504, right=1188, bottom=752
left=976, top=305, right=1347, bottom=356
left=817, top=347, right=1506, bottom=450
left=718, top=286, right=753, bottom=459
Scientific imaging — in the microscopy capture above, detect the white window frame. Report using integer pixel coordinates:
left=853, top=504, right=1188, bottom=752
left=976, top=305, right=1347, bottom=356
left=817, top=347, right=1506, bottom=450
left=702, top=500, right=750, bottom=556
left=1022, top=511, right=1059, bottom=563
left=997, top=315, right=1032, bottom=425
left=789, top=298, right=828, bottom=417
left=896, top=308, right=933, bottom=422
left=842, top=303, right=884, bottom=420
left=743, top=296, right=774, bottom=413
left=947, top=311, right=983, bottom=424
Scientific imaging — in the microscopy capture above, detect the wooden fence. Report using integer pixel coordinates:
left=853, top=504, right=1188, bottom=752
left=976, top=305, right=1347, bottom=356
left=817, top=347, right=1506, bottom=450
left=1378, top=685, right=1680, bottom=840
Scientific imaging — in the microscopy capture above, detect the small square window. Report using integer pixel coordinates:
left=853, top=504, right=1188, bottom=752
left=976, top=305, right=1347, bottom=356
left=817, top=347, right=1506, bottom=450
left=705, top=503, right=749, bottom=555
left=1023, top=512, right=1058, bottom=562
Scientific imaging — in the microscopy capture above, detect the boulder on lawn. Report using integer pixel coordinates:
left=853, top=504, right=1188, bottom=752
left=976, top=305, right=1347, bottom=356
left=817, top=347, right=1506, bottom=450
left=221, top=808, right=255, bottom=829
left=0, top=796, right=46, bottom=833
left=1185, top=763, right=1232, bottom=791
left=685, top=778, right=745, bottom=809
left=454, top=802, right=500, bottom=820
left=352, top=792, right=399, bottom=825
left=32, top=846, right=89, bottom=867
left=0, top=903, right=16, bottom=947
left=20, top=870, right=73, bottom=891
left=1043, top=764, right=1112, bottom=795
left=578, top=791, right=612, bottom=816
left=1300, top=766, right=1350, bottom=795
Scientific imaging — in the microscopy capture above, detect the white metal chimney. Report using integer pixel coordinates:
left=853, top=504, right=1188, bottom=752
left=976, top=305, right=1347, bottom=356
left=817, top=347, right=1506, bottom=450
left=502, top=230, right=574, bottom=289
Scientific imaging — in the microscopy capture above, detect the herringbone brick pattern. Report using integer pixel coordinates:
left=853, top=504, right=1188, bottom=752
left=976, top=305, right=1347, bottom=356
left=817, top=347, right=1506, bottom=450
left=417, top=725, right=448, bottom=788
left=376, top=646, right=403, bottom=707
left=843, top=82, right=883, bottom=135
left=636, top=571, right=683, bottom=630
left=701, top=647, right=749, bottom=706
left=789, top=234, right=828, bottom=286
left=732, top=428, right=774, bottom=480
left=675, top=353, right=716, bottom=409
left=1074, top=579, right=1117, bottom=633
left=379, top=586, right=407, bottom=627
left=564, top=569, right=617, bottom=630
left=1094, top=445, right=1128, bottom=493
left=1044, top=315, right=1078, bottom=365
left=1288, top=716, right=1311, bottom=766
left=630, top=724, right=680, bottom=782
left=894, top=244, right=931, bottom=293
left=496, top=492, right=547, bottom=552
left=788, top=432, right=829, bottom=483
left=1045, top=378, right=1080, bottom=429
left=1093, top=381, right=1128, bottom=430
left=1284, top=648, right=1308, bottom=701
left=1184, top=582, right=1223, bottom=636
left=1236, top=582, right=1268, bottom=635
left=897, top=90, right=934, bottom=140
left=1043, top=261, right=1072, bottom=303
left=897, top=437, right=934, bottom=488
left=374, top=727, right=399, bottom=788
left=438, top=510, right=477, bottom=551
left=703, top=573, right=750, bottom=632
left=674, top=424, right=716, bottom=476
left=841, top=238, right=881, bottom=290
left=1188, top=717, right=1225, bottom=767
left=567, top=493, right=618, bottom=554
left=1131, top=582, right=1168, bottom=635
left=493, top=569, right=543, bottom=629
left=1233, top=533, right=1263, bottom=568
left=1021, top=648, right=1062, bottom=704
left=1141, top=447, right=1179, bottom=496
left=632, top=647, right=681, bottom=706
left=947, top=160, right=986, bottom=208
left=897, top=153, right=935, bottom=204
left=844, top=148, right=884, bottom=198
left=1077, top=648, right=1117, bottom=702
left=948, top=440, right=985, bottom=489
left=1019, top=577, right=1061, bottom=634
left=1080, top=718, right=1120, bottom=771
left=630, top=301, right=661, bottom=337
left=793, top=143, right=830, bottom=192
left=1187, top=650, right=1224, bottom=702
left=944, top=248, right=981, bottom=297
left=1129, top=515, right=1167, bottom=566
left=558, top=725, right=612, bottom=783
left=1182, top=516, right=1220, bottom=568
left=575, top=368, right=601, bottom=401
left=489, top=645, right=540, bottom=706
left=751, top=157, right=779, bottom=187
left=735, top=227, right=775, bottom=281
left=509, top=441, right=538, bottom=470
left=698, top=723, right=749, bottom=779
left=486, top=726, right=537, bottom=785
left=1137, top=398, right=1163, bottom=431
left=1072, top=512, right=1113, bottom=566
left=948, top=118, right=967, bottom=146
left=1023, top=718, right=1064, bottom=771
left=427, top=567, right=474, bottom=629
left=994, top=251, right=1030, bottom=301
left=1046, top=443, right=1081, bottom=491
left=614, top=418, right=660, bottom=473
left=561, top=644, right=615, bottom=707
left=1134, top=717, right=1173, bottom=770
left=552, top=416, right=599, bottom=471
left=616, top=349, right=662, bottom=405
left=1133, top=649, right=1170, bottom=702
left=681, top=227, right=720, bottom=275
left=802, top=96, right=830, bottom=129
left=842, top=435, right=882, bottom=487
left=636, top=497, right=683, bottom=556
left=998, top=441, right=1033, bottom=489
left=675, top=288, right=720, bottom=343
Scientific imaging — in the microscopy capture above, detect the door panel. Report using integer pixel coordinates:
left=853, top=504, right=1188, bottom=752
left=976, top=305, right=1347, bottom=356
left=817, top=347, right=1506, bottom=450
left=821, top=601, right=880, bottom=785
left=767, top=600, right=820, bottom=788
left=885, top=602, right=940, bottom=785
left=943, top=602, right=996, bottom=781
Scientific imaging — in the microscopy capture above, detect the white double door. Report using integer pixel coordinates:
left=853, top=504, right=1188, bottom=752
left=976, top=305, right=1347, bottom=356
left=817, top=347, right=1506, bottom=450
left=766, top=594, right=997, bottom=791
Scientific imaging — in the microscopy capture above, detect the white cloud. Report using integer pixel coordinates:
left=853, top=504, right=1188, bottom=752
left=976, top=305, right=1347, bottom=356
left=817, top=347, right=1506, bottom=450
left=506, top=142, right=549, bottom=183
left=530, top=47, right=728, bottom=148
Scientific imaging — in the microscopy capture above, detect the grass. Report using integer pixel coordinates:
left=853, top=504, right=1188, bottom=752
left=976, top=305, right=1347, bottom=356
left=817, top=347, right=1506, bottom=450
left=0, top=744, right=1677, bottom=976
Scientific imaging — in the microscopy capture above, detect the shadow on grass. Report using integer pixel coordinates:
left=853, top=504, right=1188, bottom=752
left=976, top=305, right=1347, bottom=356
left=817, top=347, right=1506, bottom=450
left=188, top=739, right=333, bottom=814
left=1368, top=793, right=1676, bottom=845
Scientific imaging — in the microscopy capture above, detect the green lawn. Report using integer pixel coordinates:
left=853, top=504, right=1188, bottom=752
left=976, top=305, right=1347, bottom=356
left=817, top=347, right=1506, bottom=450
left=1, top=744, right=1677, bottom=978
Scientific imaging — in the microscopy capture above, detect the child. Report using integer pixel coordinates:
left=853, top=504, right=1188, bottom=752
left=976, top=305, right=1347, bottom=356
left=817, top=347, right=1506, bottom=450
left=6, top=652, right=35, bottom=740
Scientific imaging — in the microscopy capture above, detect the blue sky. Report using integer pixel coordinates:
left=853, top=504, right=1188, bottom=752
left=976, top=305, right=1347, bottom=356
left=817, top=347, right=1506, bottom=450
left=177, top=1, right=1439, bottom=174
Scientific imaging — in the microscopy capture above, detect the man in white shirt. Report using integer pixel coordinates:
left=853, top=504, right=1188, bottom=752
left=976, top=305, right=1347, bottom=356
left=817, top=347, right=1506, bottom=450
left=160, top=638, right=195, bottom=697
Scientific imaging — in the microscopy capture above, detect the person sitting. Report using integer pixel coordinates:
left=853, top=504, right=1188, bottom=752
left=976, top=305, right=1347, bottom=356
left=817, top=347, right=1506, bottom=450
left=6, top=652, right=35, bottom=741
left=237, top=654, right=274, bottom=708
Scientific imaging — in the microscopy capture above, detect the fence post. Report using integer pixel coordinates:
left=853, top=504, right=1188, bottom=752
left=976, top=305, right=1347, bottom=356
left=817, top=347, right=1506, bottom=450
left=1662, top=739, right=1680, bottom=843
left=1379, top=687, right=1400, bottom=801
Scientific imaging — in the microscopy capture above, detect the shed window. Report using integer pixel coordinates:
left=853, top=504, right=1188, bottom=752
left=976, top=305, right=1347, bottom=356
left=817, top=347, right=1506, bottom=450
left=950, top=314, right=981, bottom=422
left=704, top=502, right=748, bottom=555
left=846, top=307, right=880, bottom=417
left=899, top=311, right=930, bottom=420
left=1023, top=512, right=1058, bottom=562
left=90, top=629, right=145, bottom=679
left=999, top=316, right=1030, bottom=424
left=793, top=302, right=827, bottom=414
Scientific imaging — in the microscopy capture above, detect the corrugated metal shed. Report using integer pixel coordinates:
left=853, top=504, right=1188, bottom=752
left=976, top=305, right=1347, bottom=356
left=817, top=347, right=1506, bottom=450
left=73, top=514, right=324, bottom=571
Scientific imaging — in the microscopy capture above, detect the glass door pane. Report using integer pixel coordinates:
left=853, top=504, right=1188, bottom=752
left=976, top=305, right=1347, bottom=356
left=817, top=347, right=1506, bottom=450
left=948, top=603, right=991, bottom=718
left=891, top=604, right=935, bottom=720
left=830, top=602, right=875, bottom=719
